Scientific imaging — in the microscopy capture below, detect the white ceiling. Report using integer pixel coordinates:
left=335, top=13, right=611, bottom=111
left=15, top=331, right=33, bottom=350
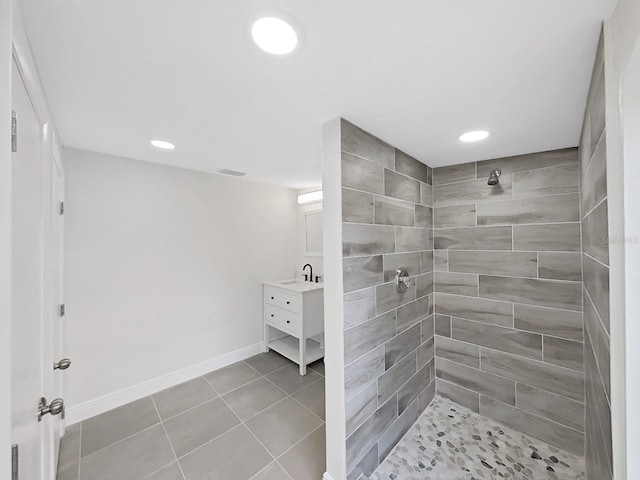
left=19, top=0, right=616, bottom=188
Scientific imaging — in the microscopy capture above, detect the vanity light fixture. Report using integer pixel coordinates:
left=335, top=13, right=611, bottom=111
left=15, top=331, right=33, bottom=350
left=297, top=190, right=323, bottom=205
left=150, top=140, right=175, bottom=150
left=459, top=130, right=490, bottom=143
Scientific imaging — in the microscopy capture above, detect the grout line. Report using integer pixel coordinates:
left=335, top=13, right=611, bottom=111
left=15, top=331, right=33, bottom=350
left=150, top=396, right=187, bottom=480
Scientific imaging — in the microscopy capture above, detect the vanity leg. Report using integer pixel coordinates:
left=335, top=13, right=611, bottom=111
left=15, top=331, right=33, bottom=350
left=263, top=324, right=270, bottom=353
left=299, top=337, right=307, bottom=376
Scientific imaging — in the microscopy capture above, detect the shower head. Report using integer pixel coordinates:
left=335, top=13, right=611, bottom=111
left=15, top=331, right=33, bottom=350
left=488, top=169, right=501, bottom=186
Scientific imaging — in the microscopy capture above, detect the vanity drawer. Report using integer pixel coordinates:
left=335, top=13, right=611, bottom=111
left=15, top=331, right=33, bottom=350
left=265, top=304, right=301, bottom=334
left=264, top=287, right=301, bottom=313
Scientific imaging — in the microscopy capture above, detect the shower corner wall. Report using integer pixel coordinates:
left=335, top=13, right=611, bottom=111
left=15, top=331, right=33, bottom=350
left=337, top=118, right=436, bottom=480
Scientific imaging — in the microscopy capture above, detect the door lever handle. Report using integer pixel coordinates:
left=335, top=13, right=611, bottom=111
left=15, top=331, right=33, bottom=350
left=54, top=358, right=72, bottom=371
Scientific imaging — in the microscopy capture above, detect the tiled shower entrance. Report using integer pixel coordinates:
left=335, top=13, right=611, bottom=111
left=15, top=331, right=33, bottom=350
left=370, top=396, right=585, bottom=480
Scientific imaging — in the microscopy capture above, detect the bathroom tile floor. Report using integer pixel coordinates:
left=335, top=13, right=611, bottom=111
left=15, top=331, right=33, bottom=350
left=370, top=396, right=585, bottom=480
left=56, top=352, right=325, bottom=480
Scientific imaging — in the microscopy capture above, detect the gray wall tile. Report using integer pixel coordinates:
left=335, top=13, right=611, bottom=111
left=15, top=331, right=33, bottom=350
left=512, top=163, right=579, bottom=198
left=343, top=188, right=374, bottom=223
left=538, top=252, right=582, bottom=281
left=434, top=204, right=476, bottom=228
left=448, top=251, right=537, bottom=277
left=377, top=354, right=417, bottom=404
left=452, top=317, right=542, bottom=360
left=376, top=281, right=416, bottom=315
left=581, top=136, right=607, bottom=215
left=543, top=336, right=584, bottom=372
left=434, top=226, right=512, bottom=250
left=378, top=400, right=419, bottom=462
left=436, top=357, right=515, bottom=405
left=346, top=443, right=378, bottom=480
left=433, top=162, right=475, bottom=185
left=434, top=250, right=448, bottom=271
left=383, top=252, right=421, bottom=282
left=514, top=304, right=583, bottom=342
left=420, top=182, right=433, bottom=206
left=343, top=224, right=395, bottom=257
left=480, top=349, right=584, bottom=401
left=345, top=382, right=377, bottom=437
left=398, top=362, right=433, bottom=415
left=479, top=396, right=584, bottom=455
left=341, top=119, right=394, bottom=169
left=384, top=169, right=420, bottom=203
left=436, top=378, right=480, bottom=413
left=346, top=394, right=397, bottom=472
left=435, top=293, right=513, bottom=327
left=584, top=291, right=610, bottom=398
left=415, top=205, right=433, bottom=228
left=417, top=334, right=434, bottom=369
left=434, top=272, right=478, bottom=296
left=421, top=250, right=434, bottom=274
left=435, top=336, right=480, bottom=368
left=395, top=149, right=430, bottom=184
left=583, top=255, right=610, bottom=329
left=477, top=148, right=578, bottom=178
left=343, top=256, right=383, bottom=293
left=513, top=223, right=581, bottom=252
left=374, top=196, right=415, bottom=226
left=344, top=310, right=396, bottom=365
left=396, top=227, right=430, bottom=251
left=477, top=194, right=580, bottom=226
left=416, top=272, right=434, bottom=298
left=417, top=380, right=436, bottom=413
left=397, top=295, right=433, bottom=332
left=479, top=275, right=582, bottom=311
left=516, top=383, right=585, bottom=432
left=385, top=323, right=421, bottom=369
left=342, top=152, right=383, bottom=194
left=582, top=200, right=609, bottom=265
left=434, top=175, right=512, bottom=207
left=343, top=287, right=376, bottom=330
left=344, top=347, right=385, bottom=401
left=434, top=314, right=451, bottom=337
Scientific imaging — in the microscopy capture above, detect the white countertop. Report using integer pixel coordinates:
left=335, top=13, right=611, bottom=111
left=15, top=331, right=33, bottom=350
left=264, top=278, right=324, bottom=293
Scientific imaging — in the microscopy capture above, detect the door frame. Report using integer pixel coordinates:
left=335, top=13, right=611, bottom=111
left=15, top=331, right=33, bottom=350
left=5, top=4, right=65, bottom=479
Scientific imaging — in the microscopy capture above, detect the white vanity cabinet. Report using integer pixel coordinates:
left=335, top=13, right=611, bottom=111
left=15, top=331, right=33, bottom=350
left=263, top=280, right=324, bottom=375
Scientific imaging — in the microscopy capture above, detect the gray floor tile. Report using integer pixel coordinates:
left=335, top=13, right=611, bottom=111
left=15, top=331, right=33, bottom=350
left=152, top=377, right=217, bottom=420
left=244, top=351, right=293, bottom=375
left=249, top=462, right=291, bottom=480
left=245, top=397, right=323, bottom=457
left=308, top=359, right=325, bottom=376
left=81, top=397, right=160, bottom=457
left=266, top=364, right=322, bottom=395
left=163, top=398, right=240, bottom=457
left=179, top=425, right=272, bottom=480
left=278, top=425, right=326, bottom=480
left=57, top=461, right=79, bottom=480
left=144, top=462, right=184, bottom=480
left=223, top=377, right=288, bottom=421
left=291, top=379, right=325, bottom=420
left=58, top=423, right=81, bottom=467
left=204, top=362, right=261, bottom=394
left=79, top=424, right=174, bottom=480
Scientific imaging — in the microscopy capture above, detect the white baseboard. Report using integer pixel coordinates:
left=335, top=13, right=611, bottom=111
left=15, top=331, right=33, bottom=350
left=65, top=342, right=263, bottom=425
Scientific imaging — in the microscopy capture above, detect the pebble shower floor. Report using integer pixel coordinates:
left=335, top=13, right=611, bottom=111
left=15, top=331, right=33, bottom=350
left=370, top=396, right=585, bottom=480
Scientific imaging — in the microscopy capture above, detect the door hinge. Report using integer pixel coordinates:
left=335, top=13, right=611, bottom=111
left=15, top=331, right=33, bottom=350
left=59, top=304, right=65, bottom=317
left=11, top=110, right=17, bottom=152
left=11, top=444, right=18, bottom=480
left=59, top=201, right=65, bottom=215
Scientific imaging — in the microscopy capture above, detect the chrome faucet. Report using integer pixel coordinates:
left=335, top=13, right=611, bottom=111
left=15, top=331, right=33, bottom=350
left=302, top=264, right=313, bottom=283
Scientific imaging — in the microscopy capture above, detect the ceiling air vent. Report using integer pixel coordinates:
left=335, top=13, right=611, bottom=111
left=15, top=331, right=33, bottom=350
left=218, top=169, right=246, bottom=177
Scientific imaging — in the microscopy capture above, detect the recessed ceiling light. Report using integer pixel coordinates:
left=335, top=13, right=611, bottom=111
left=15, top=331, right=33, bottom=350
left=150, top=140, right=175, bottom=150
left=459, top=130, right=490, bottom=143
left=251, top=17, right=298, bottom=55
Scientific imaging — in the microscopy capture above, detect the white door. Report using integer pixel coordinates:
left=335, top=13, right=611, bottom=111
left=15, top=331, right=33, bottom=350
left=11, top=56, right=59, bottom=480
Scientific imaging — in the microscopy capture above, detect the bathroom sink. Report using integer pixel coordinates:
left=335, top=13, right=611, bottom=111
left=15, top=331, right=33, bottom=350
left=265, top=278, right=324, bottom=292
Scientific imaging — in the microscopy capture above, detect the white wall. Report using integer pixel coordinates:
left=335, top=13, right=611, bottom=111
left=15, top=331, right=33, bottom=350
left=63, top=148, right=298, bottom=419
left=603, top=2, right=640, bottom=478
left=0, top=0, right=13, bottom=476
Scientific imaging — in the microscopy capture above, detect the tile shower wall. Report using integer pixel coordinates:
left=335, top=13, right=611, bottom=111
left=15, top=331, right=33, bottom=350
left=580, top=33, right=612, bottom=480
left=340, top=119, right=435, bottom=479
left=432, top=148, right=586, bottom=455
